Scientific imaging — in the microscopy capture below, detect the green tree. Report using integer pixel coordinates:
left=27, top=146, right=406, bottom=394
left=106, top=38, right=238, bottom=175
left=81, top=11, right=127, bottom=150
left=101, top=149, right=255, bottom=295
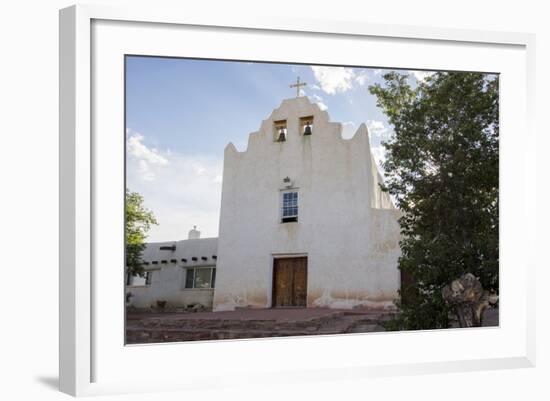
left=369, top=71, right=499, bottom=330
left=126, top=189, right=158, bottom=277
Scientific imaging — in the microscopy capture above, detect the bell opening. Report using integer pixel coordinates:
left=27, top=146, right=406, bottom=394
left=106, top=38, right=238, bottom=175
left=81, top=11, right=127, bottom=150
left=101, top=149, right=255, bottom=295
left=274, top=120, right=287, bottom=142
left=300, top=116, right=314, bottom=136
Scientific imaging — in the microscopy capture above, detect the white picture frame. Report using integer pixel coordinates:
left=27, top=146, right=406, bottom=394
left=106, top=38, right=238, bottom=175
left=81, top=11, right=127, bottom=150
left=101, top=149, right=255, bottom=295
left=59, top=3, right=536, bottom=397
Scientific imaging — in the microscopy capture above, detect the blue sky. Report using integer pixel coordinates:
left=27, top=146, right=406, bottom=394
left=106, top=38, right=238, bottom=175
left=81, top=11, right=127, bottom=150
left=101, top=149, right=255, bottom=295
left=125, top=56, right=431, bottom=242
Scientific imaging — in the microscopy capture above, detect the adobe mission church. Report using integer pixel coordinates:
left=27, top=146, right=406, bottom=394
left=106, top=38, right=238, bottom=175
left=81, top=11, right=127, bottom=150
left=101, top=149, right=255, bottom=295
left=127, top=85, right=402, bottom=311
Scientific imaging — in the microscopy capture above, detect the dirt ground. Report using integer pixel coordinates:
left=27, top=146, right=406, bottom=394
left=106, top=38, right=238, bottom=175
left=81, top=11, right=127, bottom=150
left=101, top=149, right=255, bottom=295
left=126, top=307, right=499, bottom=344
left=126, top=307, right=393, bottom=344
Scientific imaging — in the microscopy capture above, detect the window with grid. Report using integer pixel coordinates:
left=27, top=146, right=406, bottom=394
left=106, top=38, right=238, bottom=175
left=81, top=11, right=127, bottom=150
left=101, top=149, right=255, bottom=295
left=282, top=191, right=298, bottom=222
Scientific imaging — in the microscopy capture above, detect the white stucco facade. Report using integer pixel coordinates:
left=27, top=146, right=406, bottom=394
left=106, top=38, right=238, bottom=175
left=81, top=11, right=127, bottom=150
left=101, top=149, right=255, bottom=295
left=127, top=236, right=218, bottom=309
left=212, top=96, right=401, bottom=311
left=128, top=97, right=401, bottom=311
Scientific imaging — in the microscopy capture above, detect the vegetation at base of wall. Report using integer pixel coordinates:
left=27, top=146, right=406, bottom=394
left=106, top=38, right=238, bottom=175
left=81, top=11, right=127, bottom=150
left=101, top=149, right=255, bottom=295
left=369, top=71, right=499, bottom=330
left=126, top=188, right=158, bottom=277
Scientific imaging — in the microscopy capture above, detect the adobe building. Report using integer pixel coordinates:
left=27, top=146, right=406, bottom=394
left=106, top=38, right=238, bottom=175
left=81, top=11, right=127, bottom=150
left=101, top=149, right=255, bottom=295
left=127, top=96, right=401, bottom=311
left=126, top=226, right=218, bottom=309
left=213, top=96, right=401, bottom=310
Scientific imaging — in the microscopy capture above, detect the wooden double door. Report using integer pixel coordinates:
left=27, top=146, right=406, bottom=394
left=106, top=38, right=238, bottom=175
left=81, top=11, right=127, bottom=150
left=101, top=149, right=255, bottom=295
left=272, top=257, right=308, bottom=307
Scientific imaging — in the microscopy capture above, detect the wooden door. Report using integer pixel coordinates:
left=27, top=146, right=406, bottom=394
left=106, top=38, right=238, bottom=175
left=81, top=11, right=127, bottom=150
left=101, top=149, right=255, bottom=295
left=272, top=257, right=308, bottom=307
left=292, top=260, right=307, bottom=306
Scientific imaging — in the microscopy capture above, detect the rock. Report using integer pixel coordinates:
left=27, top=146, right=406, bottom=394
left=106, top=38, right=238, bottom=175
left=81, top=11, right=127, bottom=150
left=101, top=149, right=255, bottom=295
left=189, top=303, right=205, bottom=313
left=442, top=273, right=498, bottom=327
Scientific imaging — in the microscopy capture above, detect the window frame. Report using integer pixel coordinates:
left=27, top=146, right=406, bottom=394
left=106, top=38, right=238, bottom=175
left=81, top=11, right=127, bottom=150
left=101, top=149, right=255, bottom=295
left=125, top=270, right=153, bottom=287
left=145, top=271, right=152, bottom=286
left=184, top=266, right=216, bottom=289
left=281, top=189, right=299, bottom=223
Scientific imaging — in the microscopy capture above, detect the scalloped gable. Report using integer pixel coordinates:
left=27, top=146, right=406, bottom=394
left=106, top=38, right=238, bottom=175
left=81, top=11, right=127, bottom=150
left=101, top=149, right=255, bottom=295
left=230, top=96, right=332, bottom=154
left=214, top=94, right=401, bottom=311
left=221, top=96, right=392, bottom=209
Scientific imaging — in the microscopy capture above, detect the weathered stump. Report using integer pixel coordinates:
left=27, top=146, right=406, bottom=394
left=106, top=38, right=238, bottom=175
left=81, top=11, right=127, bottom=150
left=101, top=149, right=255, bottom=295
left=442, top=273, right=498, bottom=327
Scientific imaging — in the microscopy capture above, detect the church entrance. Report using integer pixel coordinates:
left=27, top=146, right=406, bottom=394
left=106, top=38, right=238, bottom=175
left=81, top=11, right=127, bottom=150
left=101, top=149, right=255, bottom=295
left=272, top=257, right=308, bottom=308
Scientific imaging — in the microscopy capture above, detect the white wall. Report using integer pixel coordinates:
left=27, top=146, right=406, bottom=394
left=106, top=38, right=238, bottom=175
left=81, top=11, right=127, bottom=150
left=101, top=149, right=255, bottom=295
left=1, top=1, right=548, bottom=401
left=127, top=238, right=218, bottom=308
left=213, top=97, right=401, bottom=311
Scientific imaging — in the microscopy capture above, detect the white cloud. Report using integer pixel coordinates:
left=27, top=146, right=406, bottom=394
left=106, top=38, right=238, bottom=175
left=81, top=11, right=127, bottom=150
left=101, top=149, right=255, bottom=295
left=234, top=140, right=248, bottom=152
left=127, top=130, right=169, bottom=181
left=366, top=120, right=393, bottom=173
left=309, top=66, right=371, bottom=94
left=339, top=121, right=387, bottom=173
left=316, top=102, right=328, bottom=111
left=367, top=120, right=392, bottom=143
left=310, top=66, right=355, bottom=94
left=310, top=94, right=322, bottom=102
left=354, top=70, right=369, bottom=86
left=138, top=159, right=155, bottom=182
left=126, top=129, right=224, bottom=241
left=309, top=93, right=328, bottom=111
left=409, top=70, right=435, bottom=82
left=341, top=121, right=357, bottom=139
left=192, top=164, right=206, bottom=176
left=127, top=131, right=169, bottom=167
left=340, top=120, right=392, bottom=143
left=370, top=145, right=387, bottom=172
left=310, top=83, right=321, bottom=91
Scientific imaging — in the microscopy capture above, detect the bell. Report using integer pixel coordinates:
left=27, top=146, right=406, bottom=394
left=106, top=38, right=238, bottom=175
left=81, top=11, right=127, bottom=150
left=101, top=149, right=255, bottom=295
left=278, top=128, right=286, bottom=142
left=303, top=122, right=312, bottom=135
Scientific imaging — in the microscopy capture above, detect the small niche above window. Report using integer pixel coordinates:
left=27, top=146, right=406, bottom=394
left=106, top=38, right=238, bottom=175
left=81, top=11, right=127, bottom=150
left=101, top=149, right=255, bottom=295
left=300, top=116, right=314, bottom=136
left=274, top=120, right=287, bottom=142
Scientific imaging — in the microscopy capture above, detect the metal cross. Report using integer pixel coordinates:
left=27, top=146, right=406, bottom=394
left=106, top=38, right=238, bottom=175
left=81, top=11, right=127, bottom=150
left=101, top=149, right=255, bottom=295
left=289, top=76, right=307, bottom=97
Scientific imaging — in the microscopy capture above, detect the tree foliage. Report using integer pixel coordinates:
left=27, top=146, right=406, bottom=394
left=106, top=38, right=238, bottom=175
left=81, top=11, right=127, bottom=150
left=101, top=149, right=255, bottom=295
left=126, top=189, right=158, bottom=277
left=369, top=72, right=499, bottom=330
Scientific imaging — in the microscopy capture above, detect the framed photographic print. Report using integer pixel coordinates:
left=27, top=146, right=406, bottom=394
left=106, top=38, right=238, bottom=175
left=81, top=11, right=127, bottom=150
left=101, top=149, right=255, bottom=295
left=59, top=3, right=536, bottom=397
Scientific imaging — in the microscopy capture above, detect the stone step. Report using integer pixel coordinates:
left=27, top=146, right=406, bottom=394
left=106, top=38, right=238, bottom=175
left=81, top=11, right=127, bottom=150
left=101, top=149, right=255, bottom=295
left=126, top=310, right=397, bottom=343
left=136, top=311, right=391, bottom=330
left=138, top=313, right=348, bottom=330
left=139, top=319, right=319, bottom=330
left=126, top=325, right=365, bottom=344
